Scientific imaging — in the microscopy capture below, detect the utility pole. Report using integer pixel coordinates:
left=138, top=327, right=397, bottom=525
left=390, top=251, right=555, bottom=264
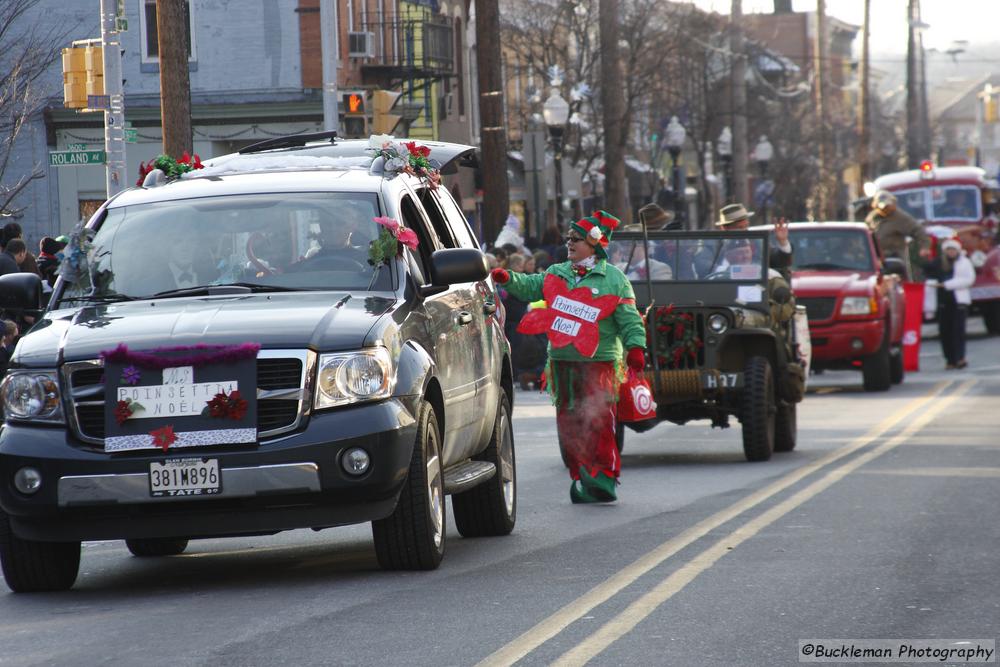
left=814, top=0, right=831, bottom=219
left=99, top=0, right=125, bottom=197
left=730, top=0, right=749, bottom=206
left=857, top=0, right=871, bottom=192
left=320, top=0, right=339, bottom=133
left=475, top=0, right=510, bottom=244
left=157, top=0, right=192, bottom=156
left=905, top=0, right=919, bottom=168
left=599, top=0, right=630, bottom=223
left=916, top=0, right=931, bottom=162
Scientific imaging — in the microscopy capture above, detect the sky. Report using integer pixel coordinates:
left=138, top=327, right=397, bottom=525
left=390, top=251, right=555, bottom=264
left=687, top=0, right=1000, bottom=55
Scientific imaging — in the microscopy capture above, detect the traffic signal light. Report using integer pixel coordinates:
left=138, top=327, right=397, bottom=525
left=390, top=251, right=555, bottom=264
left=62, top=46, right=87, bottom=109
left=372, top=89, right=403, bottom=135
left=340, top=91, right=367, bottom=138
left=85, top=45, right=104, bottom=98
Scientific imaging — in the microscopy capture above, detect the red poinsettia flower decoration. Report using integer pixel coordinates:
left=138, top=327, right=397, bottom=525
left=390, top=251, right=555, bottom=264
left=404, top=141, right=431, bottom=158
left=149, top=425, right=177, bottom=452
left=177, top=152, right=205, bottom=170
left=115, top=400, right=133, bottom=426
left=206, top=390, right=249, bottom=420
left=136, top=160, right=154, bottom=186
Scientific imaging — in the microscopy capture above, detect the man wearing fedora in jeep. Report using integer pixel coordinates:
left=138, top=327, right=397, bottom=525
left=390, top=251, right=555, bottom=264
left=715, top=203, right=792, bottom=276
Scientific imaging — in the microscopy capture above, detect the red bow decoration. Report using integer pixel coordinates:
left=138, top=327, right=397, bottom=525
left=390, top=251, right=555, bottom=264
left=573, top=264, right=589, bottom=277
left=516, top=274, right=622, bottom=357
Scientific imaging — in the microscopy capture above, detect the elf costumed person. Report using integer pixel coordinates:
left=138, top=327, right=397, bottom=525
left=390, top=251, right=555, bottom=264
left=491, top=211, right=646, bottom=503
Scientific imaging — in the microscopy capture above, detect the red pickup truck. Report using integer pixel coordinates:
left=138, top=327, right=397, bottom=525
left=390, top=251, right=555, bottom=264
left=758, top=222, right=906, bottom=392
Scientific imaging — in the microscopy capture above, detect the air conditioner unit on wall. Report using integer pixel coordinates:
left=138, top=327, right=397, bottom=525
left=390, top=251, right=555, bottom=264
left=348, top=32, right=376, bottom=59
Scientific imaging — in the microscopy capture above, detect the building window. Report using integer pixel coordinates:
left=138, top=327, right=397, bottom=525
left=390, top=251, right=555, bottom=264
left=139, top=0, right=196, bottom=63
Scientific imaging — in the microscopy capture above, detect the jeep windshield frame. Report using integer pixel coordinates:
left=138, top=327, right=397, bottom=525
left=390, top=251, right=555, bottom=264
left=53, top=191, right=395, bottom=308
left=609, top=230, right=771, bottom=312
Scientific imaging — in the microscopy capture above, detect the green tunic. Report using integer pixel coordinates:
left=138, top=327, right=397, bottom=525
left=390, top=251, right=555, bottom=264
left=504, top=259, right=647, bottom=362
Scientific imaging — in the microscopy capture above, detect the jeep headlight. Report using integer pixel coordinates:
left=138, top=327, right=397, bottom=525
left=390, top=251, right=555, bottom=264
left=708, top=313, right=728, bottom=334
left=315, top=348, right=395, bottom=409
left=1, top=371, right=64, bottom=423
left=840, top=296, right=873, bottom=316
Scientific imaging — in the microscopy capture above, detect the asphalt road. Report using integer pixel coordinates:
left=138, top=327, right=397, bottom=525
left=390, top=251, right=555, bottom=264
left=2, top=323, right=998, bottom=667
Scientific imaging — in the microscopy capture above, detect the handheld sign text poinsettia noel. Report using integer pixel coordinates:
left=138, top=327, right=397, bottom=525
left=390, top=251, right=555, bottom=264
left=368, top=216, right=419, bottom=266
left=516, top=274, right=626, bottom=357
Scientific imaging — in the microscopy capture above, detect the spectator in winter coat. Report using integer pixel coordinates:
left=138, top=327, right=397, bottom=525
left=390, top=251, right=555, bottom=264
left=923, top=238, right=975, bottom=369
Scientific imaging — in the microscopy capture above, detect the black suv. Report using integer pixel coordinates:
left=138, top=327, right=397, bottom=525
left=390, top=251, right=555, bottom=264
left=0, top=134, right=516, bottom=592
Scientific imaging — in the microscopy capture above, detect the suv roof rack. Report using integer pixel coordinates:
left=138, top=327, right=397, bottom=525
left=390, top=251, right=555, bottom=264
left=239, top=130, right=339, bottom=155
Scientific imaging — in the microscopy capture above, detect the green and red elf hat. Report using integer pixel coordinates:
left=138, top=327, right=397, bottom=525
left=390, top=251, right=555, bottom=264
left=570, top=210, right=621, bottom=259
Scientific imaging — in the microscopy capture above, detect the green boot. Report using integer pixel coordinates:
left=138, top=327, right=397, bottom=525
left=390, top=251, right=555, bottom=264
left=579, top=466, right=618, bottom=502
left=570, top=480, right=600, bottom=504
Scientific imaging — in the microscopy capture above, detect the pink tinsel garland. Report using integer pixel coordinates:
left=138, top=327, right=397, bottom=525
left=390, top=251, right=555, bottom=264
left=99, top=343, right=261, bottom=370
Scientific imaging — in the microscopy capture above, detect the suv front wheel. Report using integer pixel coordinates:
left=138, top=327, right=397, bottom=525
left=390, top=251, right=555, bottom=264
left=0, top=510, right=80, bottom=592
left=372, top=400, right=445, bottom=570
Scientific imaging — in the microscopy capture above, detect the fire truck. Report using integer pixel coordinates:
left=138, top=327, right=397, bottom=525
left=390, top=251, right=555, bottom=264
left=872, top=163, right=1000, bottom=334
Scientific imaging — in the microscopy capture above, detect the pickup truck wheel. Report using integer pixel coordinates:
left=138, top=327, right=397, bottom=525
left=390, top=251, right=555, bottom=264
left=889, top=346, right=905, bottom=385
left=453, top=393, right=516, bottom=537
left=741, top=356, right=775, bottom=462
left=0, top=510, right=80, bottom=592
left=372, top=400, right=445, bottom=570
left=125, top=538, right=189, bottom=557
left=773, top=402, right=797, bottom=452
left=862, top=332, right=892, bottom=392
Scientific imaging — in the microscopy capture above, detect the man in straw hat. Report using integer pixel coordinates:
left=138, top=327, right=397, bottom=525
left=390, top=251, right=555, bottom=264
left=491, top=211, right=647, bottom=504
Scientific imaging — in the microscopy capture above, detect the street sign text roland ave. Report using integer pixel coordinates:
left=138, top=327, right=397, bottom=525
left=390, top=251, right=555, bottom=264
left=49, top=150, right=107, bottom=167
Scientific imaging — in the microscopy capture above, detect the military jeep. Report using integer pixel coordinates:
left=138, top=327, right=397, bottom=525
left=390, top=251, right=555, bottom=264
left=607, top=229, right=810, bottom=461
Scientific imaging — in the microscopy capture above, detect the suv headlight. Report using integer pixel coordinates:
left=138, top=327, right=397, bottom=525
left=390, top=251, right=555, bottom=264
left=314, top=348, right=395, bottom=410
left=840, top=296, right=873, bottom=316
left=1, top=371, right=64, bottom=423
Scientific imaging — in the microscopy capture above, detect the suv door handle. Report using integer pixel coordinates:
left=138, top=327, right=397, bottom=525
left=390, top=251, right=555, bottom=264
left=483, top=302, right=497, bottom=315
left=456, top=311, right=473, bottom=325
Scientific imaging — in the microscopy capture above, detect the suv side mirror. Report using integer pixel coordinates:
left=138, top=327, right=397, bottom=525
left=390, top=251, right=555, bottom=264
left=882, top=256, right=906, bottom=277
left=0, top=273, right=42, bottom=311
left=429, top=248, right=488, bottom=286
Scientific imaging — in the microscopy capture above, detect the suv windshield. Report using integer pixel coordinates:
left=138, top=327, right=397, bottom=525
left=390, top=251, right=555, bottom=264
left=608, top=236, right=767, bottom=281
left=790, top=229, right=874, bottom=272
left=57, top=192, right=386, bottom=304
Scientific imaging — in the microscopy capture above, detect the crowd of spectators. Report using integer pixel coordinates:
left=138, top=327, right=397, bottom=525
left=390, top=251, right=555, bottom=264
left=484, top=220, right=570, bottom=390
left=0, top=222, right=67, bottom=375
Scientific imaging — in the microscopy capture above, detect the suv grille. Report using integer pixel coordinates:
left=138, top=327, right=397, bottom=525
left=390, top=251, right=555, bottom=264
left=68, top=356, right=305, bottom=445
left=797, top=297, right=836, bottom=322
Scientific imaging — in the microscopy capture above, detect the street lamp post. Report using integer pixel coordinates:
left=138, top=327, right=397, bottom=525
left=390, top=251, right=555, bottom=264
left=753, top=135, right=774, bottom=224
left=543, top=89, right=570, bottom=229
left=664, top=116, right=687, bottom=228
left=717, top=126, right=732, bottom=204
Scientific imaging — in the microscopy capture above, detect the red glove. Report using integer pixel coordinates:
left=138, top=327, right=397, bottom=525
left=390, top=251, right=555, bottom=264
left=626, top=347, right=645, bottom=372
left=491, top=268, right=510, bottom=284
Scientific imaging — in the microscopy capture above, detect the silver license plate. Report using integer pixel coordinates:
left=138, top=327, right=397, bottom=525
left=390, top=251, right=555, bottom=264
left=702, top=371, right=742, bottom=390
left=149, top=458, right=221, bottom=498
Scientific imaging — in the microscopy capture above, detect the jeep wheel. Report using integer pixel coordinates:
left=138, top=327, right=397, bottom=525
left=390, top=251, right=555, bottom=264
left=741, top=356, right=775, bottom=462
left=0, top=510, right=80, bottom=592
left=453, top=393, right=516, bottom=537
left=373, top=400, right=445, bottom=570
left=862, top=331, right=891, bottom=392
left=773, top=402, right=797, bottom=452
left=889, top=345, right=905, bottom=385
left=125, top=538, right=189, bottom=557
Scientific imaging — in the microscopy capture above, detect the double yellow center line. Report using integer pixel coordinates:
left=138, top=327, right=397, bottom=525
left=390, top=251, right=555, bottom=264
left=479, top=378, right=977, bottom=666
